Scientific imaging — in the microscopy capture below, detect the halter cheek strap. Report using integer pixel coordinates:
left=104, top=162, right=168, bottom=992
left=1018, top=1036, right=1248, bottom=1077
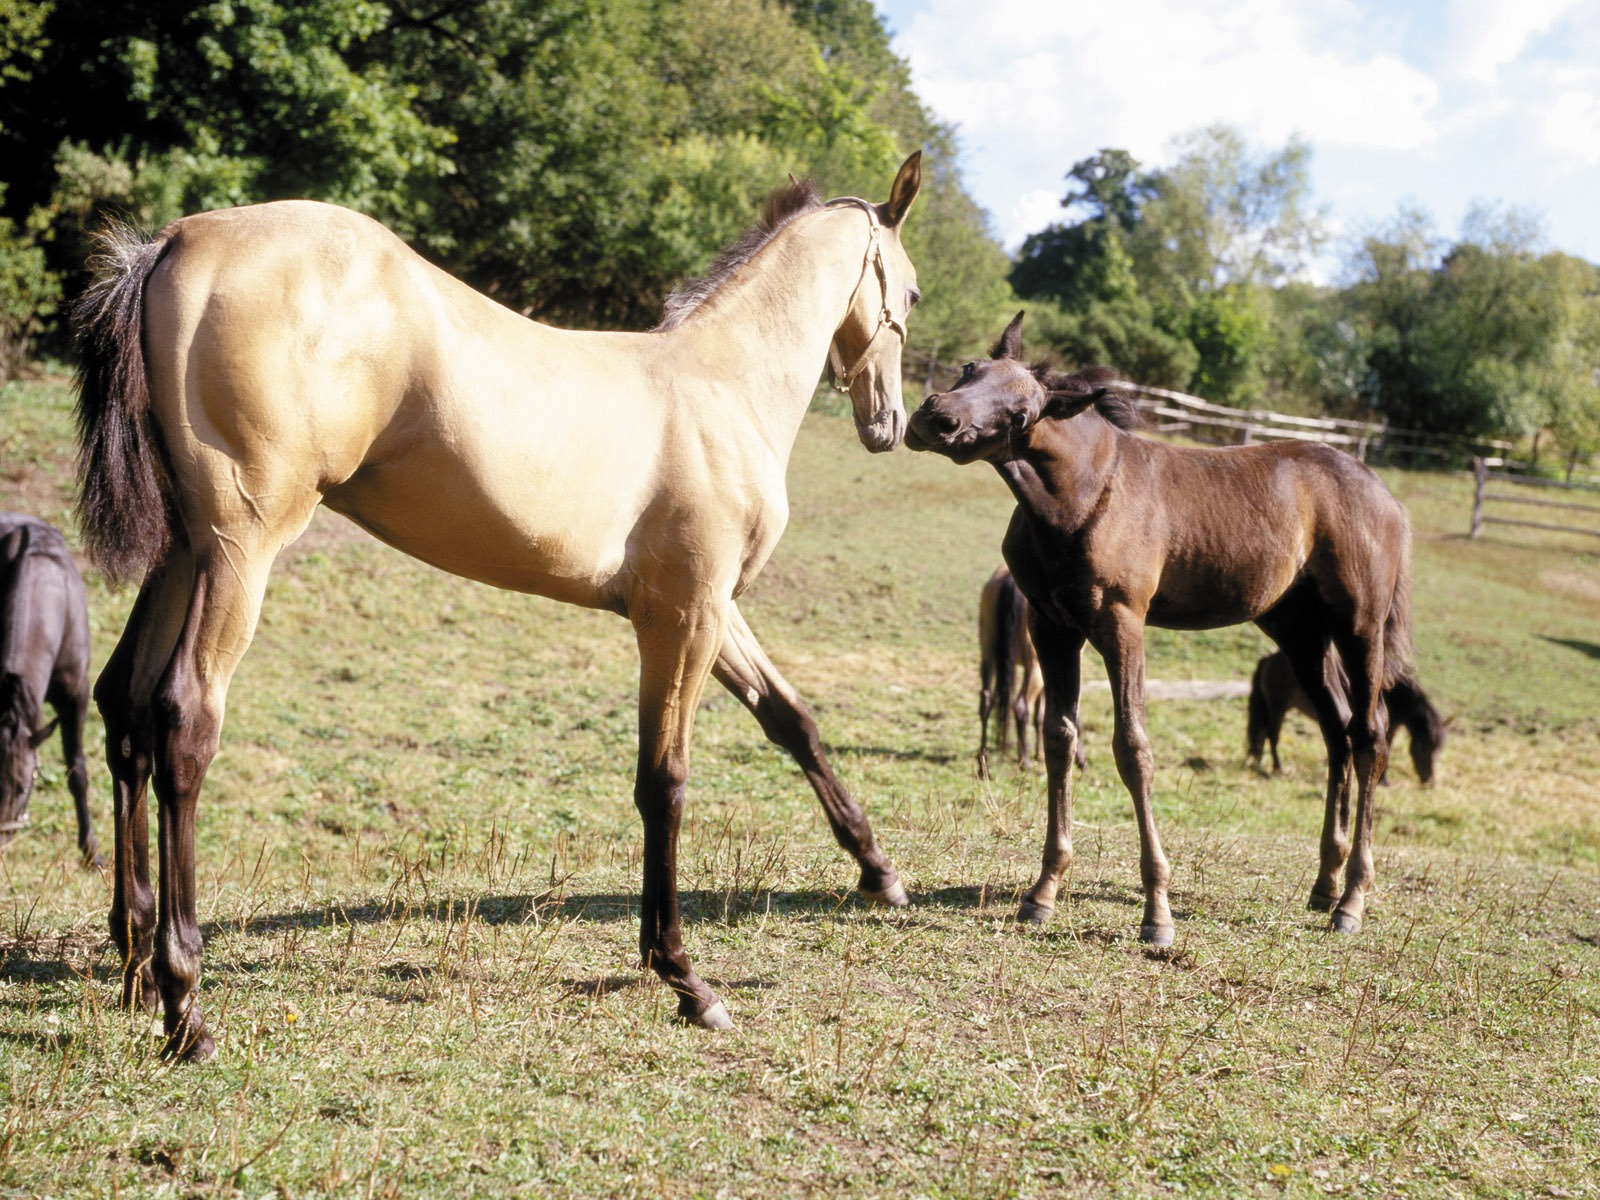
left=825, top=198, right=908, bottom=394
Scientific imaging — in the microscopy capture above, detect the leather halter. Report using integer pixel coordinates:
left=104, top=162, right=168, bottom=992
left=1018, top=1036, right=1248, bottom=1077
left=825, top=198, right=908, bottom=394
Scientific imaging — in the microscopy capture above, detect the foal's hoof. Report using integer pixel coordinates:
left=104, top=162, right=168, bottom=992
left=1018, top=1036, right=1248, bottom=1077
left=681, top=998, right=733, bottom=1031
left=1140, top=923, right=1175, bottom=947
left=862, top=879, right=909, bottom=908
left=1329, top=911, right=1361, bottom=935
left=161, top=1025, right=216, bottom=1064
left=1306, top=891, right=1338, bottom=913
left=1015, top=899, right=1054, bottom=925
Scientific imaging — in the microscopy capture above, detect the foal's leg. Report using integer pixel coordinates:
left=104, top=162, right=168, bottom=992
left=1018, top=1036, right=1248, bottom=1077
left=1017, top=615, right=1085, bottom=924
left=50, top=683, right=98, bottom=867
left=636, top=603, right=733, bottom=1028
left=1096, top=607, right=1172, bottom=944
left=95, top=552, right=193, bottom=1014
left=1328, top=630, right=1388, bottom=934
left=712, top=604, right=905, bottom=904
left=976, top=663, right=996, bottom=780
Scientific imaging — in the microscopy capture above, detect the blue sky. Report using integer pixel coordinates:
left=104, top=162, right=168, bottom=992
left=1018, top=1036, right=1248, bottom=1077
left=871, top=0, right=1600, bottom=271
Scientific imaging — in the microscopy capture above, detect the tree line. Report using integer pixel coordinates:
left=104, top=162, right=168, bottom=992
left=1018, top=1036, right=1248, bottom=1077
left=2, top=0, right=1595, bottom=463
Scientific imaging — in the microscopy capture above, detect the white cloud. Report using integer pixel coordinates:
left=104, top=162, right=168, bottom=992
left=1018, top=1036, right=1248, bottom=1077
left=1445, top=0, right=1582, bottom=83
left=879, top=0, right=1600, bottom=260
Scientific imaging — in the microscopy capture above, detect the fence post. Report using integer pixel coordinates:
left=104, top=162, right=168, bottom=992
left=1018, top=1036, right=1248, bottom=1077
left=1471, top=456, right=1486, bottom=537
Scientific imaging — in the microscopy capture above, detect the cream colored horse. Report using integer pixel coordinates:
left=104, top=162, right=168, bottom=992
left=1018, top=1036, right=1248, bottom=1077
left=74, top=153, right=923, bottom=1059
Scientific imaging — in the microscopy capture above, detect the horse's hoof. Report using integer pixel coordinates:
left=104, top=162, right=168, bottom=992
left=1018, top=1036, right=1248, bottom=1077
left=1329, top=911, right=1361, bottom=935
left=1016, top=900, right=1054, bottom=924
left=682, top=999, right=733, bottom=1031
left=1307, top=891, right=1338, bottom=913
left=1140, top=923, right=1175, bottom=946
left=161, top=1025, right=216, bottom=1064
left=862, top=879, right=909, bottom=908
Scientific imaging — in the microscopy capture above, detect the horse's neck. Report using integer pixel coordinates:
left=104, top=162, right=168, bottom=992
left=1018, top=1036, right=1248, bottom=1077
left=666, top=212, right=860, bottom=442
left=997, top=417, right=1119, bottom=534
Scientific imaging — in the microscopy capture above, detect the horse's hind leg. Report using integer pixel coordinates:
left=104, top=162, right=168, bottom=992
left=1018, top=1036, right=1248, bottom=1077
left=712, top=604, right=905, bottom=905
left=146, top=533, right=288, bottom=1061
left=1258, top=610, right=1351, bottom=913
left=95, top=550, right=193, bottom=1013
left=1327, top=628, right=1389, bottom=934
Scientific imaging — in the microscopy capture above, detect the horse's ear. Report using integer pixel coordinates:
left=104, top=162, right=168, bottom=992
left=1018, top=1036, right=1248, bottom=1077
left=992, top=311, right=1025, bottom=360
left=0, top=528, right=24, bottom=563
left=1042, top=381, right=1106, bottom=422
left=30, top=717, right=59, bottom=749
left=883, top=150, right=922, bottom=227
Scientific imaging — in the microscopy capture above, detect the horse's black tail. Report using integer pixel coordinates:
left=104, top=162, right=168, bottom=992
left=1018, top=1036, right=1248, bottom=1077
left=72, top=223, right=174, bottom=587
left=1383, top=517, right=1417, bottom=691
left=1245, top=658, right=1271, bottom=763
left=982, top=571, right=1026, bottom=750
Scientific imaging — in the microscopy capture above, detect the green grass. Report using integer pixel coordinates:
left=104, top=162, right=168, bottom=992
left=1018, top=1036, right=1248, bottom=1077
left=1, top=377, right=1597, bottom=1198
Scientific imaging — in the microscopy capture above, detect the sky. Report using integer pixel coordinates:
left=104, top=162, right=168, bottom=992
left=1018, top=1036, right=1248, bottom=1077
left=870, top=0, right=1600, bottom=273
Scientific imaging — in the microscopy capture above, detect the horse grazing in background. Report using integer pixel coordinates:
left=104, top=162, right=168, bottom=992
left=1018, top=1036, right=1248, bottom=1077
left=977, top=565, right=1043, bottom=778
left=1248, top=649, right=1445, bottom=784
left=73, top=152, right=924, bottom=1059
left=907, top=312, right=1415, bottom=945
left=977, top=565, right=1087, bottom=779
left=0, top=513, right=98, bottom=865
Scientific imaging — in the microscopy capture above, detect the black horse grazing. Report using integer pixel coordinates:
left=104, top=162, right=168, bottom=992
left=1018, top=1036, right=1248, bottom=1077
left=1248, top=649, right=1445, bottom=784
left=906, top=313, right=1415, bottom=943
left=0, top=513, right=98, bottom=864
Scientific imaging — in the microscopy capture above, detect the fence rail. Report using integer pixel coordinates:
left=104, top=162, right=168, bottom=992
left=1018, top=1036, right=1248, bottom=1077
left=1127, top=385, right=1516, bottom=465
left=1471, top=457, right=1600, bottom=540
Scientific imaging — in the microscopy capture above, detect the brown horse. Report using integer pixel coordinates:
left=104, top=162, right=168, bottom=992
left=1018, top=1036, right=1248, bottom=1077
left=0, top=514, right=98, bottom=864
left=73, top=153, right=924, bottom=1059
left=977, top=565, right=1043, bottom=778
left=977, top=565, right=1088, bottom=778
left=907, top=313, right=1414, bottom=944
left=1248, top=649, right=1445, bottom=784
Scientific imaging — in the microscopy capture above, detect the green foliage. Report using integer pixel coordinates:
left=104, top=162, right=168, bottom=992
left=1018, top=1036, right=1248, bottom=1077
left=0, top=184, right=57, bottom=383
left=1012, top=131, right=1324, bottom=403
left=1348, top=204, right=1600, bottom=451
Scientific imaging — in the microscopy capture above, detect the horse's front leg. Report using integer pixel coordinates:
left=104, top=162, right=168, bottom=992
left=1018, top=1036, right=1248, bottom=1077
left=636, top=603, right=733, bottom=1029
left=1017, top=614, right=1085, bottom=923
left=712, top=603, right=906, bottom=906
left=1097, top=607, right=1172, bottom=945
left=52, top=688, right=99, bottom=868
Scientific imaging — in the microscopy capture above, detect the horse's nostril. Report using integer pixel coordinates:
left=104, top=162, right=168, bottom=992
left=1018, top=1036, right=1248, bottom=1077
left=929, top=411, right=962, bottom=434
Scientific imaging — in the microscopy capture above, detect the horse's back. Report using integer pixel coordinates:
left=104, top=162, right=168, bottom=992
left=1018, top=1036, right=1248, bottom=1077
left=0, top=514, right=89, bottom=691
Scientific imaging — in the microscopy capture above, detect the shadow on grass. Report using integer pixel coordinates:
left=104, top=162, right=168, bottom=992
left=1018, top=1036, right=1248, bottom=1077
left=1538, top=634, right=1600, bottom=661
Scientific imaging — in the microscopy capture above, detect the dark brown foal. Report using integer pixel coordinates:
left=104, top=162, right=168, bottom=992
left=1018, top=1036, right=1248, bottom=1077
left=1248, top=649, right=1445, bottom=784
left=907, top=313, right=1415, bottom=943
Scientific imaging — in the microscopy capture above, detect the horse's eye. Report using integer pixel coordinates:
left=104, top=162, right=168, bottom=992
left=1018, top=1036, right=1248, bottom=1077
left=959, top=362, right=975, bottom=382
left=907, top=287, right=921, bottom=310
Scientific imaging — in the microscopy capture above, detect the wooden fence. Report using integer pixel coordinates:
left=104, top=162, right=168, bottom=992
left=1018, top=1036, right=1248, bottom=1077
left=1470, top=457, right=1600, bottom=540
left=1127, top=385, right=1515, bottom=466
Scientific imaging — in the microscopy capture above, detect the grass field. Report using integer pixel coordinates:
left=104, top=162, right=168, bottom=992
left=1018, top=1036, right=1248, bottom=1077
left=1, top=376, right=1597, bottom=1198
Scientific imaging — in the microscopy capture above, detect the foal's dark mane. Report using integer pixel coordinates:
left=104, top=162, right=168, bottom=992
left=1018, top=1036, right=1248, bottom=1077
left=0, top=673, right=34, bottom=753
left=656, top=179, right=826, bottom=330
left=1033, top=363, right=1143, bottom=432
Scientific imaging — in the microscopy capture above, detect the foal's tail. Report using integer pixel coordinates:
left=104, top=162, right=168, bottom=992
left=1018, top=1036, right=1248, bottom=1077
left=72, top=223, right=175, bottom=586
left=1383, top=516, right=1417, bottom=691
left=980, top=570, right=1026, bottom=748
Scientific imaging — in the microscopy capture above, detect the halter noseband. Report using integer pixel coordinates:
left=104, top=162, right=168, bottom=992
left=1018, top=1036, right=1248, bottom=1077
left=825, top=198, right=908, bottom=394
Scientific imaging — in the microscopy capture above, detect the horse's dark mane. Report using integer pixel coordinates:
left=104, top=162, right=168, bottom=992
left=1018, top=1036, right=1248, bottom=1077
left=0, top=673, right=33, bottom=753
left=1034, top=364, right=1143, bottom=431
left=656, top=179, right=826, bottom=330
